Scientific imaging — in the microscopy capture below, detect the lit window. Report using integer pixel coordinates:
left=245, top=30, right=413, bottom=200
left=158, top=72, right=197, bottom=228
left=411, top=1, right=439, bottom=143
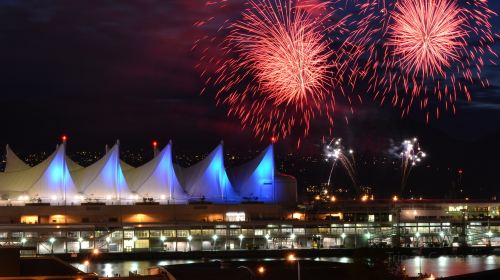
left=225, top=212, right=246, bottom=222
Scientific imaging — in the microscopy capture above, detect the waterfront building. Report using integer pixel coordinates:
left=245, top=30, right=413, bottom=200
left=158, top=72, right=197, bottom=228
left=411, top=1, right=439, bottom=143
left=0, top=141, right=497, bottom=254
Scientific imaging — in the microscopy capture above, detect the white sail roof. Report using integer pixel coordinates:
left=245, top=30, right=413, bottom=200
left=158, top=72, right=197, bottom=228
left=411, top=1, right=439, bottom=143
left=181, top=143, right=240, bottom=202
left=229, top=145, right=275, bottom=202
left=124, top=142, right=188, bottom=202
left=0, top=144, right=78, bottom=201
left=65, top=156, right=84, bottom=171
left=71, top=143, right=132, bottom=200
left=4, top=144, right=30, bottom=172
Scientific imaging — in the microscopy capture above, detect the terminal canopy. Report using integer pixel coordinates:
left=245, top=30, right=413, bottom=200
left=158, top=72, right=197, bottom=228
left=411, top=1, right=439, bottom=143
left=124, top=141, right=188, bottom=203
left=230, top=145, right=275, bottom=202
left=181, top=143, right=240, bottom=202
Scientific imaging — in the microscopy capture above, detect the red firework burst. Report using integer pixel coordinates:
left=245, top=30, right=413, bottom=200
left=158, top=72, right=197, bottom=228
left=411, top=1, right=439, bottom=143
left=347, top=0, right=497, bottom=121
left=195, top=0, right=351, bottom=145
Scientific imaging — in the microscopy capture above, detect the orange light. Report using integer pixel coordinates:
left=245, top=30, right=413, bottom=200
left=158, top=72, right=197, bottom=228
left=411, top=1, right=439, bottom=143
left=361, top=194, right=369, bottom=202
left=257, top=265, right=265, bottom=274
left=330, top=195, right=336, bottom=202
left=270, top=136, right=277, bottom=143
left=83, top=260, right=89, bottom=266
left=392, top=195, right=398, bottom=202
left=287, top=253, right=296, bottom=261
left=92, top=248, right=99, bottom=255
left=314, top=195, right=320, bottom=201
left=152, top=141, right=158, bottom=147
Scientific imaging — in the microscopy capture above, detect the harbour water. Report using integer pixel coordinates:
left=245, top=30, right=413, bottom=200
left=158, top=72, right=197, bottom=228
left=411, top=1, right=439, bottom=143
left=72, top=255, right=499, bottom=278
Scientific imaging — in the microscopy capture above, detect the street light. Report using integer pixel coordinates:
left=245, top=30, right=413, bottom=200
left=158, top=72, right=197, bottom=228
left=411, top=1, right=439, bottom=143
left=212, top=234, right=218, bottom=250
left=290, top=233, right=296, bottom=249
left=287, top=253, right=300, bottom=280
left=187, top=235, right=193, bottom=251
left=415, top=232, right=420, bottom=247
left=49, top=237, right=56, bottom=254
left=160, top=236, right=166, bottom=242
left=265, top=234, right=270, bottom=249
left=341, top=232, right=346, bottom=246
left=83, top=260, right=90, bottom=273
left=105, top=236, right=111, bottom=243
left=257, top=265, right=265, bottom=275
left=21, top=237, right=27, bottom=246
left=78, top=237, right=83, bottom=252
left=132, top=236, right=137, bottom=250
left=238, top=234, right=244, bottom=249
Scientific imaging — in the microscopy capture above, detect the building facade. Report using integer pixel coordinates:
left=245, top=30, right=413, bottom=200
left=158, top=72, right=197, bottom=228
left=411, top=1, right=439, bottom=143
left=0, top=200, right=497, bottom=254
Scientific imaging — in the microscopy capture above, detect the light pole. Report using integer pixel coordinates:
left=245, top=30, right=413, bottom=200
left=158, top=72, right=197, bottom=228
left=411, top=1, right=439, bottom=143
left=290, top=233, right=296, bottom=249
left=238, top=234, right=244, bottom=249
left=439, top=231, right=445, bottom=247
left=265, top=234, right=270, bottom=249
left=83, top=260, right=90, bottom=273
left=486, top=231, right=493, bottom=246
left=341, top=232, right=346, bottom=247
left=288, top=253, right=300, bottom=280
left=187, top=235, right=192, bottom=251
left=160, top=236, right=166, bottom=251
left=21, top=237, right=27, bottom=247
left=49, top=237, right=56, bottom=254
left=365, top=232, right=371, bottom=247
left=415, top=232, right=421, bottom=247
left=78, top=237, right=83, bottom=252
left=212, top=234, right=218, bottom=251
left=132, top=236, right=138, bottom=251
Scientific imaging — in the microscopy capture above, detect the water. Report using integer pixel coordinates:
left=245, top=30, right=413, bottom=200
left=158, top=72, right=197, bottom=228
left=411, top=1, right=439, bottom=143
left=72, top=255, right=499, bottom=278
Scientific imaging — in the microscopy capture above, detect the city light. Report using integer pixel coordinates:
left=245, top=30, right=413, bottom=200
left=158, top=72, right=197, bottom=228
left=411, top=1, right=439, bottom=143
left=415, top=232, right=421, bottom=238
left=439, top=232, right=445, bottom=238
left=105, top=236, right=111, bottom=243
left=290, top=233, right=296, bottom=240
left=392, top=195, right=399, bottom=202
left=361, top=194, right=369, bottom=202
left=287, top=253, right=296, bottom=261
left=365, top=232, right=371, bottom=239
left=187, top=235, right=193, bottom=241
left=78, top=237, right=83, bottom=243
left=341, top=233, right=346, bottom=239
left=160, top=236, right=166, bottom=242
left=132, top=236, right=138, bottom=241
left=212, top=234, right=218, bottom=241
left=486, top=231, right=493, bottom=237
left=257, top=265, right=265, bottom=274
left=330, top=195, right=336, bottom=202
left=21, top=237, right=27, bottom=244
left=49, top=237, right=55, bottom=243
left=92, top=248, right=99, bottom=255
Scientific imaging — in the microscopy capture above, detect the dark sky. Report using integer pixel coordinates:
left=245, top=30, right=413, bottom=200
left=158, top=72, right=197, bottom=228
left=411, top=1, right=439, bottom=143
left=0, top=0, right=499, bottom=196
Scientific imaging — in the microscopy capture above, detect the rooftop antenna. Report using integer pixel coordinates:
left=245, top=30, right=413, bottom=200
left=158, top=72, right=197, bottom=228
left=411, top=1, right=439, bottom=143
left=152, top=140, right=158, bottom=157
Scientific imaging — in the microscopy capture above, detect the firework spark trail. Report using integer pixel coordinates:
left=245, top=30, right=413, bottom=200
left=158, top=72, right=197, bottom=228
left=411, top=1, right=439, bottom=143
left=399, top=138, right=426, bottom=194
left=194, top=0, right=353, bottom=145
left=346, top=0, right=497, bottom=121
left=324, top=138, right=360, bottom=195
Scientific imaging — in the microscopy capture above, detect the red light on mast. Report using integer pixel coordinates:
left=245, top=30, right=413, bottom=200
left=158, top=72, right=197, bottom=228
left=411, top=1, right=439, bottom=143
left=61, top=135, right=68, bottom=142
left=270, top=136, right=277, bottom=144
left=152, top=141, right=158, bottom=148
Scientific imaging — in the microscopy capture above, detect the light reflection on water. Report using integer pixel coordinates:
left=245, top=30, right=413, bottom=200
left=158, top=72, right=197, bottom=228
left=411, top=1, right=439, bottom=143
left=401, top=255, right=499, bottom=278
left=72, top=255, right=499, bottom=278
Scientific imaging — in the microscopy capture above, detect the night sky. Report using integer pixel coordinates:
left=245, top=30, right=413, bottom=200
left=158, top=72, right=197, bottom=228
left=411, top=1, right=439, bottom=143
left=0, top=0, right=499, bottom=198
